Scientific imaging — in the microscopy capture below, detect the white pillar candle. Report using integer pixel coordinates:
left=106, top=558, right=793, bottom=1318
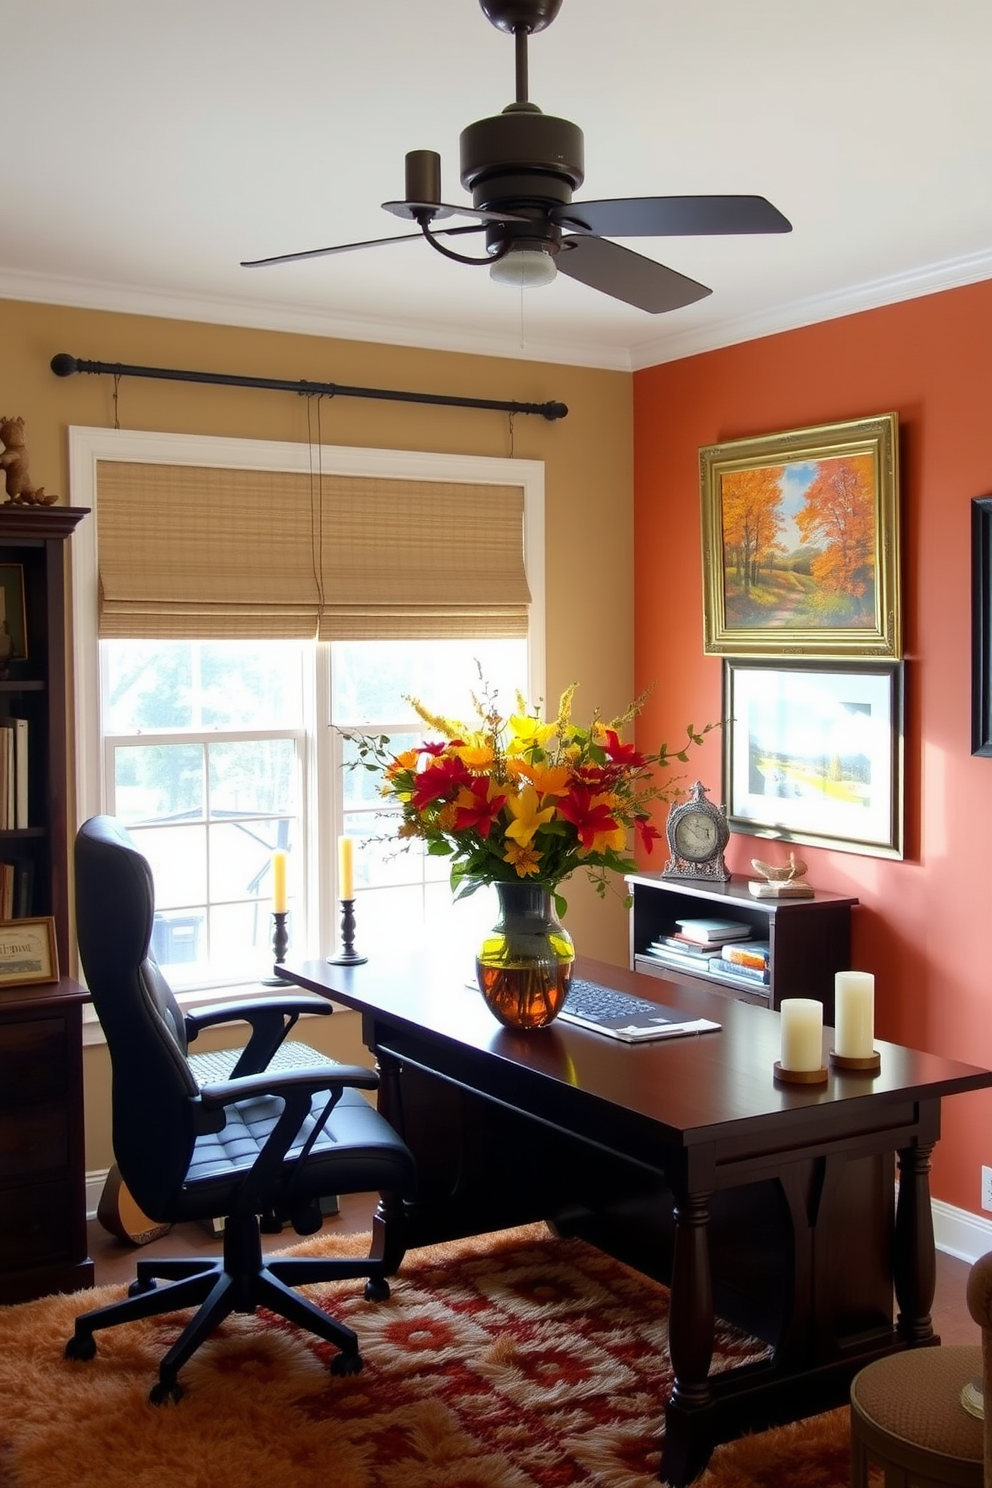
left=780, top=998, right=824, bottom=1072
left=271, top=849, right=287, bottom=913
left=834, top=971, right=875, bottom=1059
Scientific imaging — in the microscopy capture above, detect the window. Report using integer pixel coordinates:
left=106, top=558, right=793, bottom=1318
left=71, top=428, right=545, bottom=999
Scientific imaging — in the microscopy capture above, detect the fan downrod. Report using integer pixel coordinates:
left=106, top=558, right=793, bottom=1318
left=479, top=0, right=563, bottom=35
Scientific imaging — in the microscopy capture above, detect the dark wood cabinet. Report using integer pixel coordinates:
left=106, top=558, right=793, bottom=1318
left=627, top=871, right=858, bottom=1022
left=0, top=507, right=93, bottom=1303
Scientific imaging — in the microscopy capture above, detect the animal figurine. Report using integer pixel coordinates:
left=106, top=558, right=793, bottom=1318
left=0, top=416, right=58, bottom=505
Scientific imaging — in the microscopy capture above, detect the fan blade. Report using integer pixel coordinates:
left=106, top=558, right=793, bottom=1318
left=241, top=223, right=486, bottom=269
left=555, top=195, right=792, bottom=239
left=556, top=235, right=711, bottom=313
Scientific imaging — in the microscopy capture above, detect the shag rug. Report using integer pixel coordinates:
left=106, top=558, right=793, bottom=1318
left=0, top=1223, right=857, bottom=1488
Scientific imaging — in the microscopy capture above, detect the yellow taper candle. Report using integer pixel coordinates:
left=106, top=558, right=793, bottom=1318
left=271, top=849, right=287, bottom=913
left=779, top=998, right=823, bottom=1072
left=338, top=836, right=354, bottom=900
left=834, top=971, right=875, bottom=1059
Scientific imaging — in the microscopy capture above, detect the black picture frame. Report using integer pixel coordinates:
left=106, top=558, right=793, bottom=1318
left=722, top=657, right=905, bottom=859
left=972, top=496, right=992, bottom=755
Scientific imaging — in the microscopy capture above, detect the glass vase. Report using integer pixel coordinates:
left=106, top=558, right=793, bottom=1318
left=476, top=881, right=575, bottom=1030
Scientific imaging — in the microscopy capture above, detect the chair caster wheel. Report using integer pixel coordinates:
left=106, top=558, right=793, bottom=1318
left=330, top=1350, right=363, bottom=1377
left=364, top=1276, right=390, bottom=1302
left=64, top=1333, right=97, bottom=1361
left=128, top=1277, right=158, bottom=1297
left=149, top=1378, right=183, bottom=1405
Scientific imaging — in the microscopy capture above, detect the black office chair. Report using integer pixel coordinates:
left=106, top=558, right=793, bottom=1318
left=66, top=815, right=416, bottom=1403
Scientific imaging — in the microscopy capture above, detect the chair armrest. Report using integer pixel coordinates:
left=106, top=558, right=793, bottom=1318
left=196, top=1063, right=379, bottom=1110
left=185, top=995, right=331, bottom=1036
left=185, top=995, right=332, bottom=1078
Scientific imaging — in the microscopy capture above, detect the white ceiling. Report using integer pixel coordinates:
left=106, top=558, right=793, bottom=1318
left=5, top=0, right=991, bottom=372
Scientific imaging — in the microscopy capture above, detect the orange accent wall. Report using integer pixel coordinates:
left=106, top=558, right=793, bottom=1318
left=634, top=279, right=992, bottom=1218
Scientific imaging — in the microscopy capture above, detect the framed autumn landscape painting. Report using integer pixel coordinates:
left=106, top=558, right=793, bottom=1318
left=700, top=413, right=901, bottom=658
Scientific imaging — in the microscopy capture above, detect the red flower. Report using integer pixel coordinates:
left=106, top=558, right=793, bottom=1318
left=635, top=816, right=663, bottom=853
left=411, top=754, right=471, bottom=811
left=453, top=777, right=508, bottom=838
left=557, top=785, right=620, bottom=850
left=602, top=729, right=648, bottom=769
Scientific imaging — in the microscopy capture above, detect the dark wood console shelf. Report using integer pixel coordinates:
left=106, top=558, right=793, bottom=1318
left=627, top=871, right=858, bottom=1021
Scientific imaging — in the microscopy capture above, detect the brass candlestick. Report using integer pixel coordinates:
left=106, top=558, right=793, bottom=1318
left=260, top=910, right=289, bottom=986
left=327, top=898, right=367, bottom=966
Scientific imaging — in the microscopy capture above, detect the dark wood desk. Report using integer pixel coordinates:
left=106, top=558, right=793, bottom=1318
left=279, top=952, right=992, bottom=1485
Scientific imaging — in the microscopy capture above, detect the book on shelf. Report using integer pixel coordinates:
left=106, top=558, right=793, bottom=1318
left=707, top=956, right=771, bottom=985
left=640, top=945, right=725, bottom=976
left=12, top=717, right=27, bottom=829
left=653, top=935, right=725, bottom=959
left=0, top=718, right=28, bottom=830
left=674, top=917, right=753, bottom=945
left=721, top=940, right=771, bottom=969
left=748, top=879, right=814, bottom=899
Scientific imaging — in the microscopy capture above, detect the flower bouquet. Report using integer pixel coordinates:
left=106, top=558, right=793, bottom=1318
left=346, top=683, right=713, bottom=1028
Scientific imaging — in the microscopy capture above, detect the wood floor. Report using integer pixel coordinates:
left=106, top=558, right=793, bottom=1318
left=85, top=1195, right=981, bottom=1348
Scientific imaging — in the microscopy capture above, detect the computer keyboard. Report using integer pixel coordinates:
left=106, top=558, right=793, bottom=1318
left=559, top=977, right=721, bottom=1042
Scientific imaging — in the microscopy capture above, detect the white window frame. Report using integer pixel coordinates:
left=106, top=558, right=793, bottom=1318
left=69, top=426, right=546, bottom=1018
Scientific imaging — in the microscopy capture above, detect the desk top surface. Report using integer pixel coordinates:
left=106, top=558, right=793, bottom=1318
left=279, top=952, right=992, bottom=1145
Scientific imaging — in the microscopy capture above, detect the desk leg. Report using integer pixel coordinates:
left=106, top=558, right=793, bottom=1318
left=369, top=1048, right=408, bottom=1276
left=894, top=1141, right=936, bottom=1345
left=660, top=1186, right=715, bottom=1487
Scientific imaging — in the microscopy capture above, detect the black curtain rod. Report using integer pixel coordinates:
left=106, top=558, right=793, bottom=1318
left=50, top=353, right=568, bottom=421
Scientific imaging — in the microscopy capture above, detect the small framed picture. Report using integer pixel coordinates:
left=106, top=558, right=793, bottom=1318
left=0, top=917, right=59, bottom=988
left=0, top=563, right=28, bottom=661
left=723, top=658, right=904, bottom=859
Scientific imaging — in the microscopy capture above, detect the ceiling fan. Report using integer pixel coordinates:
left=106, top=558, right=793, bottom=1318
left=241, top=0, right=791, bottom=314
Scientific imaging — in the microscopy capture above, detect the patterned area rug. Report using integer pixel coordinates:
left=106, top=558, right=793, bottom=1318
left=0, top=1223, right=855, bottom=1488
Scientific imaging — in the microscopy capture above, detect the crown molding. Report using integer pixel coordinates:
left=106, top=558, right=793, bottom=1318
left=0, top=268, right=630, bottom=373
left=4, top=246, right=992, bottom=377
left=628, top=248, right=992, bottom=371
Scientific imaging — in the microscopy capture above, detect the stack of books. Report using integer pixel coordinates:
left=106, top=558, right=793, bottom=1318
left=640, top=917, right=754, bottom=977
left=707, top=939, right=771, bottom=988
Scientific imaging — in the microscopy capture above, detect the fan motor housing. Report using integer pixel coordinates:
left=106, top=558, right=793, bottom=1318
left=459, top=109, right=585, bottom=204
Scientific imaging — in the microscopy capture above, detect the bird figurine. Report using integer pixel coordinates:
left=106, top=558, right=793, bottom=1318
left=751, top=851, right=808, bottom=884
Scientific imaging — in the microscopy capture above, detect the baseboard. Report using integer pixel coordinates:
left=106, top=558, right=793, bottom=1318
left=932, top=1197, right=992, bottom=1264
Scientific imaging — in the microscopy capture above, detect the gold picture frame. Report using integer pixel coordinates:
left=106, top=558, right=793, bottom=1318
left=700, top=413, right=901, bottom=659
left=0, top=916, right=59, bottom=988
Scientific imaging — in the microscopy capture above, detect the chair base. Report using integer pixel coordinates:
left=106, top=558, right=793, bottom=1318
left=65, top=1212, right=391, bottom=1402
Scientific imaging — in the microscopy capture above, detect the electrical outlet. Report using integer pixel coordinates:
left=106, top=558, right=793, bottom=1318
left=982, top=1166, right=992, bottom=1212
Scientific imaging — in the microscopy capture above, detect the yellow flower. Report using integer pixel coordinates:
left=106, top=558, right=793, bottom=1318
left=506, top=714, right=557, bottom=753
left=502, top=841, right=542, bottom=877
left=504, top=785, right=556, bottom=847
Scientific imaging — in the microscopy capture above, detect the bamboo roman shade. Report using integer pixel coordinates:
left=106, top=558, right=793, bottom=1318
left=95, top=461, right=531, bottom=640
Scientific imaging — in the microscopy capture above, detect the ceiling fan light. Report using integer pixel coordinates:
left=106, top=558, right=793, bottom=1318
left=489, top=245, right=557, bottom=289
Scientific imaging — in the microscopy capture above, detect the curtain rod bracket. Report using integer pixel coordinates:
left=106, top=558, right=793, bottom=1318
left=50, top=353, right=568, bottom=421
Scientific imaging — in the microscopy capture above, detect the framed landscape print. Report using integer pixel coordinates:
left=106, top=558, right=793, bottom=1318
left=723, top=658, right=904, bottom=859
left=972, top=496, right=992, bottom=755
left=700, top=413, right=901, bottom=659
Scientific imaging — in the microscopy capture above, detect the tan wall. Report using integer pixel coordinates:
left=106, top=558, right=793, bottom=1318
left=0, top=297, right=633, bottom=1174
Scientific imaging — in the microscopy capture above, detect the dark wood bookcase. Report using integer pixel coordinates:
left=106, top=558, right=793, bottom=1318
left=627, top=870, right=859, bottom=1022
left=0, top=506, right=93, bottom=1303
